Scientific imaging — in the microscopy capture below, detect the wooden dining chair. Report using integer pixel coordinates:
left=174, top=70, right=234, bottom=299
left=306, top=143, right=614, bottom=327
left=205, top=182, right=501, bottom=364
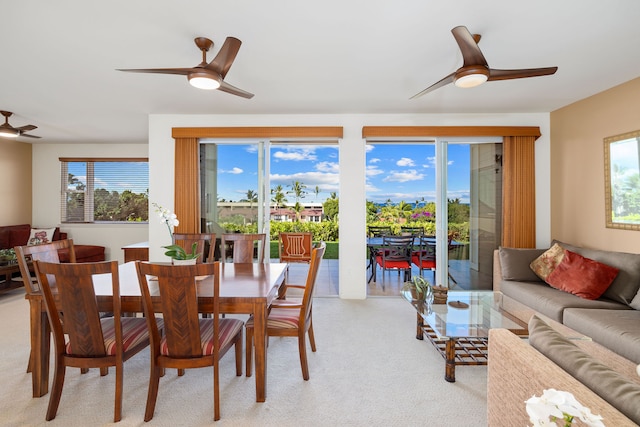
left=15, top=240, right=77, bottom=379
left=245, top=242, right=326, bottom=381
left=33, top=260, right=154, bottom=422
left=135, top=261, right=244, bottom=421
left=220, top=233, right=266, bottom=263
left=173, top=233, right=216, bottom=263
left=279, top=232, right=313, bottom=264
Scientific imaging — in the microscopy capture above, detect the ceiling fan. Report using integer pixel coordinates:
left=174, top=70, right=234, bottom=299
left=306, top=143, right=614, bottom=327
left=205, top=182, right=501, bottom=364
left=118, top=36, right=254, bottom=99
left=411, top=26, right=558, bottom=99
left=0, top=111, right=40, bottom=138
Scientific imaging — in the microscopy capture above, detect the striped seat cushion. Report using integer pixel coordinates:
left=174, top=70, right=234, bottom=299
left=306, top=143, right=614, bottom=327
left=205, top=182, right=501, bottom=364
left=247, top=307, right=301, bottom=330
left=160, top=318, right=244, bottom=356
left=65, top=317, right=158, bottom=356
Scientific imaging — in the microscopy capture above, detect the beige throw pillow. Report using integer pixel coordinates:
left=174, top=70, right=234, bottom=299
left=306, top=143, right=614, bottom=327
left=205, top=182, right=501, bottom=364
left=27, top=228, right=56, bottom=246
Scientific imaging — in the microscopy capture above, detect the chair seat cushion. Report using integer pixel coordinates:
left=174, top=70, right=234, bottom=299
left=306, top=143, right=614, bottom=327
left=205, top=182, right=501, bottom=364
left=411, top=254, right=435, bottom=269
left=247, top=307, right=301, bottom=329
left=160, top=318, right=243, bottom=356
left=375, top=255, right=410, bottom=269
left=66, top=317, right=156, bottom=355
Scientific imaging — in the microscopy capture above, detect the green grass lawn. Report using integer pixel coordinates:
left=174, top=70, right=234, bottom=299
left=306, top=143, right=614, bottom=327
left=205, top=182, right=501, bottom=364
left=270, top=241, right=338, bottom=259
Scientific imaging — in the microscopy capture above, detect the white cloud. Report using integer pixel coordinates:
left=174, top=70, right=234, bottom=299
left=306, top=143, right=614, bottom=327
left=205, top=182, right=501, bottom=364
left=366, top=165, right=384, bottom=177
left=316, top=161, right=339, bottom=173
left=397, top=157, right=415, bottom=167
left=228, top=167, right=243, bottom=174
left=424, top=156, right=452, bottom=167
left=369, top=157, right=381, bottom=164
left=272, top=148, right=317, bottom=161
left=382, top=169, right=424, bottom=183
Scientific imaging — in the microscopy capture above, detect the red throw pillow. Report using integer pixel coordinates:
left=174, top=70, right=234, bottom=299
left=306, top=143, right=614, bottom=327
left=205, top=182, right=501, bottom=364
left=545, top=249, right=619, bottom=300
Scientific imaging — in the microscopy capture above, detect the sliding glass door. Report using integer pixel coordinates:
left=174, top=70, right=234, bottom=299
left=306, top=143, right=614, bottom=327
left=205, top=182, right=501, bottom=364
left=367, top=138, right=501, bottom=291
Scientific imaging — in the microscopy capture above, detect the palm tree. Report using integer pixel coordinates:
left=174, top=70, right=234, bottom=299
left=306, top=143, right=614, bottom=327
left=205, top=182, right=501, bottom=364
left=288, top=181, right=307, bottom=222
left=314, top=185, right=320, bottom=201
left=271, top=185, right=287, bottom=209
left=242, top=189, right=258, bottom=223
left=288, top=181, right=307, bottom=202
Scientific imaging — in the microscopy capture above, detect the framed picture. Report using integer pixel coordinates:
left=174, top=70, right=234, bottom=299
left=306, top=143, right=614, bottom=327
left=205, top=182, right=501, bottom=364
left=604, top=130, right=640, bottom=230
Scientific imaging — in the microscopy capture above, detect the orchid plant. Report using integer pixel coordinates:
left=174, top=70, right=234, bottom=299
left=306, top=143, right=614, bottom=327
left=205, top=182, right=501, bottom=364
left=152, top=203, right=201, bottom=261
left=526, top=389, right=604, bottom=427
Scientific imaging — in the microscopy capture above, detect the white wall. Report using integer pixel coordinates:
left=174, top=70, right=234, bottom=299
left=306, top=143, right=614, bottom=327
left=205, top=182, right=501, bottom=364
left=148, top=113, right=551, bottom=299
left=31, top=143, right=149, bottom=263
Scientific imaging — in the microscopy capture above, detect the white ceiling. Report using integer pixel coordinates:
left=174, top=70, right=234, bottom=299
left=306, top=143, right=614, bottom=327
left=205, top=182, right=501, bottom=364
left=2, top=0, right=640, bottom=144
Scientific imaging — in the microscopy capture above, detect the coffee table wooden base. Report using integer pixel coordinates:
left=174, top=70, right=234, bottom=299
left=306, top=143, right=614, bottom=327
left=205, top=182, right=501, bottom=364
left=416, top=313, right=488, bottom=382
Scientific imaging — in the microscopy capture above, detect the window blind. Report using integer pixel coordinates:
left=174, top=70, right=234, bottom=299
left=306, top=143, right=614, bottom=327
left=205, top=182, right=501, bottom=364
left=60, top=158, right=149, bottom=223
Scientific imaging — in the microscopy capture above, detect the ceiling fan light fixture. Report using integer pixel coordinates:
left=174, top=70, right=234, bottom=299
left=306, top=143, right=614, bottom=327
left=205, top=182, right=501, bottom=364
left=188, top=72, right=222, bottom=90
left=0, top=128, right=19, bottom=138
left=454, top=73, right=488, bottom=88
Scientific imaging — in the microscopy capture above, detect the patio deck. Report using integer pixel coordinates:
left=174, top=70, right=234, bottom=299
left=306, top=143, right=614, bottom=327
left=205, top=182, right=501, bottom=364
left=279, top=258, right=489, bottom=297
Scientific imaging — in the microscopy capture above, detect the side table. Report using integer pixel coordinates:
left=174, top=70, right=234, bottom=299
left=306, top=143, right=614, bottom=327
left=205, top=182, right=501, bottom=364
left=0, top=260, right=24, bottom=294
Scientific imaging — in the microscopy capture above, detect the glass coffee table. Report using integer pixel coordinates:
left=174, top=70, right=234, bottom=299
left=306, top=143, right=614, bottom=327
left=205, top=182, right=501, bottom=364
left=401, top=290, right=527, bottom=382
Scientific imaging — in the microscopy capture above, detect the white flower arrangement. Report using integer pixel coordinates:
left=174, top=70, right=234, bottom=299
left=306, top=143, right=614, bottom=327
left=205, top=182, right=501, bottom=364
left=526, top=389, right=604, bottom=427
left=152, top=203, right=200, bottom=261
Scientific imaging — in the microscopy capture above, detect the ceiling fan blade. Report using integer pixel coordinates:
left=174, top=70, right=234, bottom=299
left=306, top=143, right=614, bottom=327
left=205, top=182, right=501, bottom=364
left=488, top=67, right=558, bottom=81
left=20, top=133, right=41, bottom=139
left=15, top=124, right=37, bottom=132
left=410, top=72, right=456, bottom=99
left=206, top=37, right=242, bottom=79
left=218, top=80, right=254, bottom=99
left=451, top=26, right=488, bottom=68
left=117, top=68, right=193, bottom=76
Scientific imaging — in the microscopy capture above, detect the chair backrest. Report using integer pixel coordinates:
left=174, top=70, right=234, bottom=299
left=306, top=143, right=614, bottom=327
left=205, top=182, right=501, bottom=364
left=136, top=261, right=220, bottom=358
left=367, top=226, right=392, bottom=237
left=15, top=239, right=76, bottom=295
left=381, top=235, right=414, bottom=264
left=299, top=242, right=326, bottom=324
left=400, top=226, right=424, bottom=236
left=415, top=235, right=436, bottom=264
left=279, top=232, right=313, bottom=263
left=173, top=233, right=216, bottom=263
left=220, top=233, right=266, bottom=263
left=33, top=260, right=121, bottom=358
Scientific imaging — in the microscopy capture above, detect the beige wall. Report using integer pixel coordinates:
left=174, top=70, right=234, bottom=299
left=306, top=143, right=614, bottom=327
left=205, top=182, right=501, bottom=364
left=550, top=77, right=640, bottom=253
left=0, top=140, right=31, bottom=225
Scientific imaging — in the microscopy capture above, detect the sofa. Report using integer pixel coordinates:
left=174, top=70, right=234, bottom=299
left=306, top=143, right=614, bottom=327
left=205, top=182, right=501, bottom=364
left=488, top=241, right=640, bottom=425
left=493, top=241, right=640, bottom=364
left=0, top=224, right=105, bottom=263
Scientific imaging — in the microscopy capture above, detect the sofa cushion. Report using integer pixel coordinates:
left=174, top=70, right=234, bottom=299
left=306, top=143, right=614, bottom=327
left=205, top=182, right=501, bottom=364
left=562, top=308, right=640, bottom=365
left=531, top=244, right=619, bottom=300
left=499, top=247, right=546, bottom=282
left=27, top=227, right=57, bottom=246
left=553, top=240, right=640, bottom=306
left=9, top=224, right=31, bottom=248
left=500, top=280, right=629, bottom=323
left=529, top=315, right=640, bottom=425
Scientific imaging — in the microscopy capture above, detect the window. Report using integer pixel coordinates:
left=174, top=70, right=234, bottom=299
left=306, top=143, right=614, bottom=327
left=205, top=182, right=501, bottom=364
left=60, top=158, right=149, bottom=223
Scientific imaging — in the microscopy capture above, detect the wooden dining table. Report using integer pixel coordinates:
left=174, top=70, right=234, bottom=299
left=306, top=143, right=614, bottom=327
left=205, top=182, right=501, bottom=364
left=25, top=261, right=288, bottom=403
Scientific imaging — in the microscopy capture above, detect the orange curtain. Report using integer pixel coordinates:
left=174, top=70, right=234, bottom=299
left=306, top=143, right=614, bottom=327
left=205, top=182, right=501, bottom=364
left=174, top=137, right=200, bottom=233
left=502, top=136, right=536, bottom=248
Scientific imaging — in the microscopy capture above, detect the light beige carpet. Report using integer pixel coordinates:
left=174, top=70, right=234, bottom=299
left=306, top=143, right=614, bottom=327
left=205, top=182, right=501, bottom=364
left=0, top=289, right=488, bottom=426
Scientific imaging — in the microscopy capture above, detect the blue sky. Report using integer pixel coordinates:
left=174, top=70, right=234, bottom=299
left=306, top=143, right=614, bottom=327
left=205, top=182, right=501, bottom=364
left=215, top=143, right=471, bottom=204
